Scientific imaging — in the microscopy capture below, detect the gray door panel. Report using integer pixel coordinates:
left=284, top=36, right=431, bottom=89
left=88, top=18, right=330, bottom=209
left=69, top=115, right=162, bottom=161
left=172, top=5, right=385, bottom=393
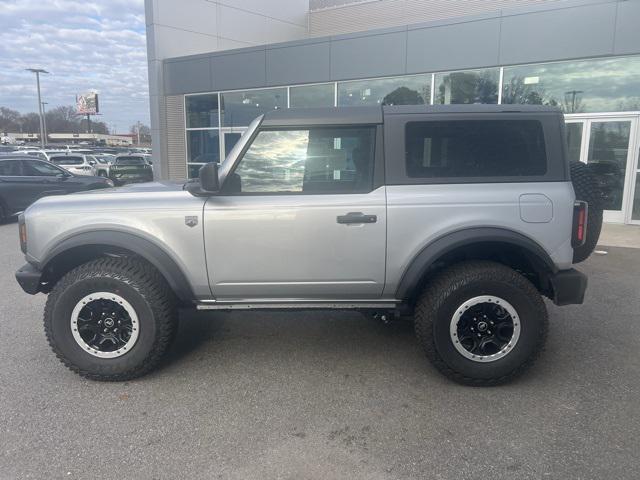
left=204, top=187, right=387, bottom=299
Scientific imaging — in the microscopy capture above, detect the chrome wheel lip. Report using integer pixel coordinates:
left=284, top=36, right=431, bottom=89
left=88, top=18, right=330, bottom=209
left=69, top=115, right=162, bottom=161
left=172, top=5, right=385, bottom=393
left=450, top=295, right=520, bottom=363
left=70, top=292, right=139, bottom=359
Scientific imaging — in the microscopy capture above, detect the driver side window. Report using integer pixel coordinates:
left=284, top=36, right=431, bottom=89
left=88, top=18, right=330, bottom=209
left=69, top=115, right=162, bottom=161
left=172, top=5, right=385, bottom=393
left=24, top=160, right=65, bottom=177
left=228, top=126, right=376, bottom=194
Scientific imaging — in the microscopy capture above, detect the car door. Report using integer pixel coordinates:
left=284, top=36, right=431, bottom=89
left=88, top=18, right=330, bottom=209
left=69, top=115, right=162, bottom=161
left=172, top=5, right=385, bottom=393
left=0, top=159, right=30, bottom=213
left=203, top=125, right=386, bottom=300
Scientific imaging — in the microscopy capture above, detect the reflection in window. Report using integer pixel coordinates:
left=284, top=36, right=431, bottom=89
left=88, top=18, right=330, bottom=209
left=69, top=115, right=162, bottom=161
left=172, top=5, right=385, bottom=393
left=338, top=75, right=431, bottom=107
left=231, top=127, right=375, bottom=194
left=565, top=123, right=583, bottom=163
left=290, top=83, right=335, bottom=108
left=587, top=121, right=630, bottom=211
left=435, top=68, right=499, bottom=104
left=502, top=56, right=640, bottom=113
left=221, top=88, right=287, bottom=127
left=186, top=94, right=219, bottom=128
left=187, top=130, right=220, bottom=163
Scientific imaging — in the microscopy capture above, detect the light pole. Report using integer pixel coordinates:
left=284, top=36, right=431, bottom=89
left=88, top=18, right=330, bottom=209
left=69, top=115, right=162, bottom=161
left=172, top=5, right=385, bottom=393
left=26, top=68, right=49, bottom=147
left=41, top=102, right=48, bottom=145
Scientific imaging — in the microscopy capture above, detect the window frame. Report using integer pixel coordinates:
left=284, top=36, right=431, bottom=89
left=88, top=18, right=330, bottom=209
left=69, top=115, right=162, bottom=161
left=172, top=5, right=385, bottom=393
left=384, top=112, right=567, bottom=185
left=221, top=123, right=383, bottom=196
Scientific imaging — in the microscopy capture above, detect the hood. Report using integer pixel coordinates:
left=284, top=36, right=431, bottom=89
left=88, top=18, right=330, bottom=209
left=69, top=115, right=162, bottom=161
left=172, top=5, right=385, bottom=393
left=75, top=180, right=185, bottom=194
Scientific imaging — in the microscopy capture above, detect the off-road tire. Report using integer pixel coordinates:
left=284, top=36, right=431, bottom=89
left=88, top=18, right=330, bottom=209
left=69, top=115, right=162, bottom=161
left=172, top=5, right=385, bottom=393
left=44, top=256, right=178, bottom=381
left=414, top=261, right=548, bottom=386
left=570, top=161, right=603, bottom=263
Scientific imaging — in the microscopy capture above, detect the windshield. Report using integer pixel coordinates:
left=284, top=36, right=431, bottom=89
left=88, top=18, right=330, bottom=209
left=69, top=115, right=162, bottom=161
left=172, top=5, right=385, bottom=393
left=218, top=115, right=262, bottom=181
left=51, top=156, right=83, bottom=165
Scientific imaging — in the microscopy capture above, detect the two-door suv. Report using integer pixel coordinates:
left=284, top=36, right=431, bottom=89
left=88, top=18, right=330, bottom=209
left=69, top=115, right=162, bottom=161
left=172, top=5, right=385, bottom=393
left=15, top=105, right=596, bottom=385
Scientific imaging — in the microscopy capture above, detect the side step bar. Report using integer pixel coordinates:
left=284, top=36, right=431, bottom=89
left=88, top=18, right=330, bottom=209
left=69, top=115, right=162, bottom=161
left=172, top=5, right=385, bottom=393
left=196, top=300, right=399, bottom=311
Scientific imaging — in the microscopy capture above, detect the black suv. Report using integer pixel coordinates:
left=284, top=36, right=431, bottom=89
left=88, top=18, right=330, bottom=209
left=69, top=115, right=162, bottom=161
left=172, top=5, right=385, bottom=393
left=0, top=156, right=112, bottom=221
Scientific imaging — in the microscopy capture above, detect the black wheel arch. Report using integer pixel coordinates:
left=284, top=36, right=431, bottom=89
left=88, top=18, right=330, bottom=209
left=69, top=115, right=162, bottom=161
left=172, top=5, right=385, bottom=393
left=36, top=230, right=196, bottom=304
left=396, top=227, right=558, bottom=303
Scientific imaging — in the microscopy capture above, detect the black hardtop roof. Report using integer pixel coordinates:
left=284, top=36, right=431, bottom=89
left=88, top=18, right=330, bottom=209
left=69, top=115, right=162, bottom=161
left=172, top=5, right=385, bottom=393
left=261, top=104, right=562, bottom=126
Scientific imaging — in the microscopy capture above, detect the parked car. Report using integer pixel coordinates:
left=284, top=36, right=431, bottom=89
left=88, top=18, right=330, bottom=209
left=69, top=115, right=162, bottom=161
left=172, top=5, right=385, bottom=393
left=109, top=154, right=154, bottom=185
left=0, top=156, right=112, bottom=221
left=89, top=154, right=115, bottom=178
left=15, top=105, right=599, bottom=384
left=49, top=154, right=97, bottom=176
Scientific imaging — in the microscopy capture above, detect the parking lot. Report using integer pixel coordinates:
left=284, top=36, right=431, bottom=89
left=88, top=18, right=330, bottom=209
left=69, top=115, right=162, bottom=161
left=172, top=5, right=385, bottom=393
left=0, top=220, right=638, bottom=479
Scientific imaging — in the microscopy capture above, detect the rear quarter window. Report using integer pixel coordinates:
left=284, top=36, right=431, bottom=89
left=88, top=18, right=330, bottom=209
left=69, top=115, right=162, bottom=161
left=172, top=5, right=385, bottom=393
left=405, top=120, right=547, bottom=179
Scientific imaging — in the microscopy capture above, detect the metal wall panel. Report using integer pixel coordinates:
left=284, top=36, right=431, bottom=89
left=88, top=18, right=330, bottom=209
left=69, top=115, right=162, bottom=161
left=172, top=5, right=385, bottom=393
left=499, top=2, right=618, bottom=64
left=330, top=29, right=407, bottom=80
left=309, top=0, right=555, bottom=36
left=164, top=57, right=212, bottom=96
left=165, top=95, right=188, bottom=181
left=406, top=18, right=501, bottom=73
left=614, top=0, right=640, bottom=55
left=266, top=42, right=332, bottom=86
left=210, top=49, right=267, bottom=91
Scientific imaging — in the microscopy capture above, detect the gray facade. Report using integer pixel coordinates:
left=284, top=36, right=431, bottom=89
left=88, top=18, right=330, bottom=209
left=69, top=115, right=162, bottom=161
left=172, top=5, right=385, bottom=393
left=162, top=0, right=638, bottom=96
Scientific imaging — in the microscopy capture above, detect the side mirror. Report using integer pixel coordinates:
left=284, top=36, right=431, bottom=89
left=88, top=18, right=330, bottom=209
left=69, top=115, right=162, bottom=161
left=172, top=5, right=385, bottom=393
left=199, top=162, right=220, bottom=193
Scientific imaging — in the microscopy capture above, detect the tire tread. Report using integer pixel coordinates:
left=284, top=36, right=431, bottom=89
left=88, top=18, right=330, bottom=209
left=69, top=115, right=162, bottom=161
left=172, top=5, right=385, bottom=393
left=44, top=256, right=177, bottom=381
left=414, top=260, right=548, bottom=386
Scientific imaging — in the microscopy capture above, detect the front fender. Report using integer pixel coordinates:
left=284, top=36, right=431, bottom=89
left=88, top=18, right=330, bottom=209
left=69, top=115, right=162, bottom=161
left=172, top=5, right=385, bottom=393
left=37, top=230, right=196, bottom=303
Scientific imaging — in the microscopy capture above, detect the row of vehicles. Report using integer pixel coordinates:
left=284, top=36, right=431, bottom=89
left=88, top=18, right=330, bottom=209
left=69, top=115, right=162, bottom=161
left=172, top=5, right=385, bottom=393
left=0, top=151, right=154, bottom=222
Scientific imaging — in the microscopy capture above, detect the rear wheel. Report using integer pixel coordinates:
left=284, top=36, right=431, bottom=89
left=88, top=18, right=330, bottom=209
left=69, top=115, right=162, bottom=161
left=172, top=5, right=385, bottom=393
left=44, top=256, right=178, bottom=381
left=570, top=162, right=603, bottom=263
left=414, top=261, right=548, bottom=386
left=98, top=171, right=108, bottom=177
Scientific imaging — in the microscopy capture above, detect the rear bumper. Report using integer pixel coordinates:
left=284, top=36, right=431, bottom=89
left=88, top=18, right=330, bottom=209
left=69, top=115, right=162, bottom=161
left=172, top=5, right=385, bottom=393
left=15, top=263, right=42, bottom=295
left=550, top=268, right=587, bottom=306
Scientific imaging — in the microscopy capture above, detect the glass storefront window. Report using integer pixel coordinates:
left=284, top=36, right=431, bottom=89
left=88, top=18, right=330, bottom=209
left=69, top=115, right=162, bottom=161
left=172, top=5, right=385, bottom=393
left=290, top=83, right=335, bottom=108
left=502, top=56, right=640, bottom=113
left=338, top=74, right=431, bottom=107
left=221, top=88, right=287, bottom=127
left=565, top=122, right=583, bottom=163
left=186, top=94, right=219, bottom=128
left=435, top=68, right=499, bottom=104
left=587, top=121, right=631, bottom=211
left=187, top=130, right=220, bottom=164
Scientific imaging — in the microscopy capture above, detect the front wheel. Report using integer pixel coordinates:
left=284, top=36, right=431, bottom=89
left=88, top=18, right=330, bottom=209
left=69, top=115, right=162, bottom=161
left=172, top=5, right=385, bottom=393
left=414, top=261, right=548, bottom=386
left=44, top=256, right=178, bottom=381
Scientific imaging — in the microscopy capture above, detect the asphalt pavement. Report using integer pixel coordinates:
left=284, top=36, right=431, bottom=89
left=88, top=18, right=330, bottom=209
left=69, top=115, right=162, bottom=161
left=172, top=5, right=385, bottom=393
left=0, top=220, right=638, bottom=479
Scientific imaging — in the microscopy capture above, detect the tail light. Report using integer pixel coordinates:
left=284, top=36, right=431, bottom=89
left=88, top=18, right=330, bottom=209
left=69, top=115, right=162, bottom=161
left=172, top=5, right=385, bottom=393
left=18, top=214, right=27, bottom=253
left=572, top=201, right=588, bottom=248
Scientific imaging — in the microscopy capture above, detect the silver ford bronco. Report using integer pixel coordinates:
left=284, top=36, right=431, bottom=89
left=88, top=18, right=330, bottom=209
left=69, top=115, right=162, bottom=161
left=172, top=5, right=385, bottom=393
left=15, top=105, right=598, bottom=385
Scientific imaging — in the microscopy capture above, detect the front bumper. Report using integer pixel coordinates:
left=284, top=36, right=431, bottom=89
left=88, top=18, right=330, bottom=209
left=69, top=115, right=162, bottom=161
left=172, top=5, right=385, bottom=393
left=15, top=263, right=42, bottom=295
left=550, top=268, right=587, bottom=306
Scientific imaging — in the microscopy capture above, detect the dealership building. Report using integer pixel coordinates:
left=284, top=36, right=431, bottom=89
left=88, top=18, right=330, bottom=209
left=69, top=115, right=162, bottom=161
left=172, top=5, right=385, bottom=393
left=144, top=0, right=640, bottom=224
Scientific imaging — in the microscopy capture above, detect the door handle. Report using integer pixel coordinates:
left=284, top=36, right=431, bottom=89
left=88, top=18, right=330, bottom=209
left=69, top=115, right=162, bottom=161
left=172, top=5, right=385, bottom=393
left=337, top=212, right=377, bottom=224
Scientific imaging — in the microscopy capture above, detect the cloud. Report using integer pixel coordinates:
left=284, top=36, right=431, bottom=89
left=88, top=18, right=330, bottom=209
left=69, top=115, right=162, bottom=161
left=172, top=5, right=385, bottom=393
left=0, top=0, right=149, bottom=133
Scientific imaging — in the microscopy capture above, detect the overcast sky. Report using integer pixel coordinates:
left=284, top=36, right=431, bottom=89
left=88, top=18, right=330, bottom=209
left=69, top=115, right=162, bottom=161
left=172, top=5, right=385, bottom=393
left=0, top=0, right=149, bottom=133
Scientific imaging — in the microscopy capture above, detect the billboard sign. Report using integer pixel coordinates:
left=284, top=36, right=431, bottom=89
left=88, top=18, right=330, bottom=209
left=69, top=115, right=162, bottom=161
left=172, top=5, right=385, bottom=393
left=76, top=92, right=99, bottom=115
